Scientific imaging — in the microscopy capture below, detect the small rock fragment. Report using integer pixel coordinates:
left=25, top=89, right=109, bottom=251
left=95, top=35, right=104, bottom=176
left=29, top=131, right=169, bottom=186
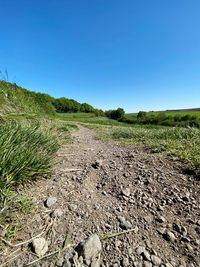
left=92, top=160, right=103, bottom=169
left=151, top=255, right=162, bottom=266
left=164, top=231, right=176, bottom=242
left=32, top=237, right=48, bottom=257
left=62, top=260, right=71, bottom=267
left=143, top=250, right=151, bottom=261
left=68, top=204, right=77, bottom=211
left=118, top=216, right=132, bottom=230
left=121, top=188, right=131, bottom=197
left=136, top=246, right=146, bottom=255
left=51, top=208, right=63, bottom=218
left=122, top=257, right=129, bottom=266
left=45, top=197, right=57, bottom=208
left=76, top=234, right=102, bottom=265
left=156, top=216, right=166, bottom=223
left=143, top=261, right=152, bottom=267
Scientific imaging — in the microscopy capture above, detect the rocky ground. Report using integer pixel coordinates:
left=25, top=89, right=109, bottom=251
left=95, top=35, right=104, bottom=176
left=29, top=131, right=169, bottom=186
left=1, top=126, right=200, bottom=267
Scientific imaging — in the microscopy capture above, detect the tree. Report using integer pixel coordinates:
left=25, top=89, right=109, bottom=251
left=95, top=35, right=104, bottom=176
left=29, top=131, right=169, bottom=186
left=137, top=111, right=147, bottom=119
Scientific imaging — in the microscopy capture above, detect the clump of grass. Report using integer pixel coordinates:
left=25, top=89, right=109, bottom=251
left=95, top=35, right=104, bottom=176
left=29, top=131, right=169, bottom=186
left=112, top=128, right=135, bottom=139
left=0, top=121, right=59, bottom=189
left=56, top=123, right=78, bottom=132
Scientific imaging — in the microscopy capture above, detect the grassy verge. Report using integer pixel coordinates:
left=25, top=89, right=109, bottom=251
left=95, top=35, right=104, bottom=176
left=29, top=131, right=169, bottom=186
left=85, top=123, right=200, bottom=177
left=0, top=116, right=78, bottom=230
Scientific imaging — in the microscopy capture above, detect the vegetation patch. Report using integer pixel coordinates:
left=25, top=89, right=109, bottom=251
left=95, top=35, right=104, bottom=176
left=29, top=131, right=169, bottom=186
left=90, top=124, right=200, bottom=177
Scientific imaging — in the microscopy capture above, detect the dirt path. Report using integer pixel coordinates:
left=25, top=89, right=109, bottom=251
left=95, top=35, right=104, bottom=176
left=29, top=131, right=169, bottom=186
left=2, top=126, right=200, bottom=266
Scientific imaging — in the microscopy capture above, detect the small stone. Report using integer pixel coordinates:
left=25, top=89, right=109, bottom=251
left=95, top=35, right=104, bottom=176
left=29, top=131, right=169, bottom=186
left=92, top=160, right=103, bottom=169
left=143, top=250, right=151, bottom=261
left=51, top=208, right=63, bottom=218
left=143, top=262, right=153, bottom=267
left=121, top=188, right=131, bottom=197
left=144, top=216, right=152, bottom=224
left=62, top=260, right=71, bottom=267
left=151, top=255, right=162, bottom=266
left=122, top=257, right=129, bottom=266
left=91, top=258, right=100, bottom=267
left=32, top=237, right=48, bottom=257
left=68, top=204, right=77, bottom=211
left=76, top=234, right=102, bottom=265
left=156, top=216, right=166, bottom=223
left=118, top=216, right=132, bottom=230
left=56, top=256, right=63, bottom=266
left=117, top=206, right=123, bottom=212
left=133, top=262, right=143, bottom=267
left=164, top=231, right=176, bottom=242
left=165, top=264, right=173, bottom=267
left=185, top=243, right=193, bottom=252
left=136, top=246, right=145, bottom=255
left=45, top=197, right=57, bottom=208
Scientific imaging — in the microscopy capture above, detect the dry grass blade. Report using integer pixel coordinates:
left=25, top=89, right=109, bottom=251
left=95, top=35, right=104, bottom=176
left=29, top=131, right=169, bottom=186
left=100, top=228, right=136, bottom=241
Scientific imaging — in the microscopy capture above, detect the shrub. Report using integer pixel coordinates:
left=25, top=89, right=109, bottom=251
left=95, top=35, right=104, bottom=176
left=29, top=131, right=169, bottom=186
left=105, top=108, right=125, bottom=120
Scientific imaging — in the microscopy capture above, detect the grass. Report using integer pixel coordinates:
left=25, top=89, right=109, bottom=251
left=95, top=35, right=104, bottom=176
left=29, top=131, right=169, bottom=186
left=0, top=121, right=59, bottom=189
left=85, top=123, right=200, bottom=177
left=0, top=81, right=55, bottom=116
left=0, top=115, right=77, bottom=231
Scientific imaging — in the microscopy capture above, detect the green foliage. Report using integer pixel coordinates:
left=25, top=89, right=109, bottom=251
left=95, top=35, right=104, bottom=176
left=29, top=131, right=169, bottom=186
left=105, top=108, right=125, bottom=120
left=0, top=81, right=56, bottom=115
left=94, top=109, right=105, bottom=117
left=121, top=111, right=200, bottom=128
left=53, top=97, right=95, bottom=113
left=137, top=111, right=147, bottom=119
left=0, top=121, right=59, bottom=189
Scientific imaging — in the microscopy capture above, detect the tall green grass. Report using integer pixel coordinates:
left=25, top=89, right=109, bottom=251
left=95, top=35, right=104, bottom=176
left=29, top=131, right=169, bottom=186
left=0, top=81, right=56, bottom=115
left=0, top=121, right=59, bottom=189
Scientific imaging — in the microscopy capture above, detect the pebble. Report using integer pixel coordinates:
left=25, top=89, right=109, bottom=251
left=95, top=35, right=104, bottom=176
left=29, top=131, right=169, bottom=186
left=45, top=197, right=57, bottom=208
left=121, top=187, right=131, bottom=197
left=51, top=208, right=63, bottom=218
left=157, top=216, right=166, bottom=223
left=143, top=262, right=153, bottom=267
left=151, top=255, right=162, bottom=266
left=68, top=204, right=77, bottom=211
left=122, top=257, right=129, bottom=266
left=165, top=231, right=176, bottom=242
left=118, top=216, right=132, bottom=230
left=76, top=234, right=102, bottom=265
left=32, top=237, right=48, bottom=257
left=62, top=260, right=71, bottom=267
left=136, top=246, right=146, bottom=255
left=143, top=250, right=151, bottom=261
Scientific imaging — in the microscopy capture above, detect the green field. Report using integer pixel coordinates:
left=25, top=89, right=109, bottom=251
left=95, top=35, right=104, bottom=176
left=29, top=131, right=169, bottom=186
left=126, top=110, right=200, bottom=118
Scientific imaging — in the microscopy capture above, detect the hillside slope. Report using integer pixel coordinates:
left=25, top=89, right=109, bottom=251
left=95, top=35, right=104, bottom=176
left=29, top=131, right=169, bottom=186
left=0, top=81, right=56, bottom=116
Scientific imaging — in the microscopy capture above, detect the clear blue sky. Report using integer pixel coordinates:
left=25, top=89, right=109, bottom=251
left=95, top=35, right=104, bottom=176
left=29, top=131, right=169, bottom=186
left=1, top=0, right=200, bottom=112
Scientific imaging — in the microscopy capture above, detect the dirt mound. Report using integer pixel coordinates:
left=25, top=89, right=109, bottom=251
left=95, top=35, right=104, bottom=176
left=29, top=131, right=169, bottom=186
left=1, top=126, right=200, bottom=266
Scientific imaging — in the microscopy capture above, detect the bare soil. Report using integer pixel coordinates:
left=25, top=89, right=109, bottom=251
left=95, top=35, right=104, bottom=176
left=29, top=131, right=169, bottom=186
left=1, top=126, right=200, bottom=267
